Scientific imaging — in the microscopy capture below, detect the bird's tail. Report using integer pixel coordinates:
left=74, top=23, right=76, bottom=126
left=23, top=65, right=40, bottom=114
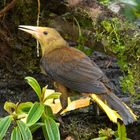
left=90, top=92, right=137, bottom=125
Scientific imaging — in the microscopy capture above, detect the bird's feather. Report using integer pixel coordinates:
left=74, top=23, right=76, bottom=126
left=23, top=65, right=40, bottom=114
left=41, top=46, right=112, bottom=93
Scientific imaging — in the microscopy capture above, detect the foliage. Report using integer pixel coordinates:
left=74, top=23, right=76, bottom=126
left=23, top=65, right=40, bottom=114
left=119, top=0, right=140, bottom=22
left=96, top=1, right=140, bottom=96
left=98, top=0, right=140, bottom=23
left=92, top=122, right=131, bottom=140
left=93, top=17, right=140, bottom=95
left=0, top=76, right=61, bottom=140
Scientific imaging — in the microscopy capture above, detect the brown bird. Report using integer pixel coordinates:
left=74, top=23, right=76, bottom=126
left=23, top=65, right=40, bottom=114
left=19, top=25, right=137, bottom=125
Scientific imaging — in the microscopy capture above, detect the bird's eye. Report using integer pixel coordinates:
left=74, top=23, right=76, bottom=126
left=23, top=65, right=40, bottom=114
left=43, top=31, right=48, bottom=35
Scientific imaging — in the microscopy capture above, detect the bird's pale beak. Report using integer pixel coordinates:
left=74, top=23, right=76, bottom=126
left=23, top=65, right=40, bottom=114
left=18, top=25, right=40, bottom=38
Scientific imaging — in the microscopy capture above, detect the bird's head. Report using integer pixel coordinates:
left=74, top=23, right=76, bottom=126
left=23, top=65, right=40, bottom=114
left=18, top=25, right=67, bottom=55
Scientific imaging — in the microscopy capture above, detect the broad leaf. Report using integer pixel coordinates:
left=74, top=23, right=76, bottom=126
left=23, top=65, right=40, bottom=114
left=25, top=76, right=41, bottom=99
left=17, top=120, right=32, bottom=140
left=30, top=122, right=44, bottom=133
left=117, top=122, right=127, bottom=140
left=45, top=105, right=54, bottom=119
left=0, top=116, right=12, bottom=140
left=43, top=92, right=61, bottom=102
left=16, top=102, right=33, bottom=114
left=26, top=102, right=44, bottom=126
left=4, top=102, right=16, bottom=114
left=11, top=127, right=22, bottom=140
left=44, top=116, right=60, bottom=140
left=119, top=0, right=137, bottom=6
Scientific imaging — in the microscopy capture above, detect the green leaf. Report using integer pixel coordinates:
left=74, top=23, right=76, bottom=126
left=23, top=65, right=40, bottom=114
left=44, top=116, right=60, bottom=140
left=30, top=122, right=44, bottom=133
left=4, top=102, right=16, bottom=114
left=26, top=102, right=44, bottom=126
left=120, top=0, right=137, bottom=6
left=25, top=76, right=41, bottom=99
left=16, top=102, right=33, bottom=114
left=45, top=105, right=55, bottom=119
left=11, top=127, right=22, bottom=140
left=117, top=122, right=127, bottom=140
left=0, top=116, right=12, bottom=140
left=43, top=92, right=61, bottom=102
left=17, top=120, right=32, bottom=140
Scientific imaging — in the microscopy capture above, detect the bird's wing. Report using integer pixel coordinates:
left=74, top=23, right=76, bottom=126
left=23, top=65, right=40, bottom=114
left=41, top=47, right=112, bottom=93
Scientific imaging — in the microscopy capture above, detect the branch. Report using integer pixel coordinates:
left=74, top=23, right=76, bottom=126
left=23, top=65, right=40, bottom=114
left=0, top=0, right=16, bottom=18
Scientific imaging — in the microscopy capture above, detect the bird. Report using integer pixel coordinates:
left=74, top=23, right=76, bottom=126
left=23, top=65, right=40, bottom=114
left=18, top=25, right=137, bottom=125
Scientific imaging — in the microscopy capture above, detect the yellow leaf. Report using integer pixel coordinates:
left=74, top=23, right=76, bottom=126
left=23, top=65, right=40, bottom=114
left=61, top=98, right=90, bottom=114
left=90, top=94, right=122, bottom=123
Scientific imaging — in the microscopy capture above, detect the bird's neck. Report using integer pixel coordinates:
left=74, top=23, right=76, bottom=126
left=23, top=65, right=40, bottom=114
left=41, top=38, right=68, bottom=56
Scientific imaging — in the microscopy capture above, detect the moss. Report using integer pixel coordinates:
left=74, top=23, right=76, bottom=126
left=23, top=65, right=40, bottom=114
left=93, top=18, right=140, bottom=95
left=61, top=111, right=115, bottom=140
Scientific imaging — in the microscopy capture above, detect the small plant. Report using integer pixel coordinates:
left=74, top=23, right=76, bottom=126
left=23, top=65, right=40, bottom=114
left=0, top=76, right=61, bottom=140
left=91, top=121, right=131, bottom=140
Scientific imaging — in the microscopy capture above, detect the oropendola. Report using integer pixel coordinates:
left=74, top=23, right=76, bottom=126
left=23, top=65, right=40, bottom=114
left=18, top=25, right=137, bottom=125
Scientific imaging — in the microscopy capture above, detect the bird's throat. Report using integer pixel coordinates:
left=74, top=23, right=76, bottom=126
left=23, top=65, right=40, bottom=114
left=40, top=38, right=68, bottom=55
